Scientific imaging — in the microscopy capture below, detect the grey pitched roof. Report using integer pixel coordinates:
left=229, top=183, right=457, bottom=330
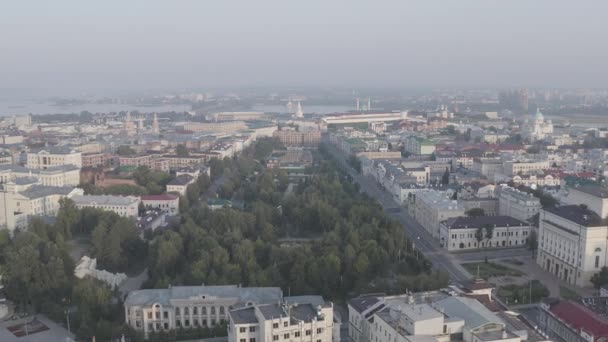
left=20, top=185, right=75, bottom=199
left=230, top=307, right=258, bottom=324
left=433, top=296, right=504, bottom=330
left=291, top=304, right=318, bottom=322
left=258, top=304, right=288, bottom=320
left=72, top=194, right=139, bottom=206
left=348, top=296, right=380, bottom=313
left=544, top=205, right=604, bottom=227
left=168, top=174, right=194, bottom=186
left=124, top=285, right=283, bottom=307
left=443, top=216, right=529, bottom=230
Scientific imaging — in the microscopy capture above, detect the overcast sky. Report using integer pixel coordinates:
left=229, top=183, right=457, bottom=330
left=2, top=0, right=607, bottom=94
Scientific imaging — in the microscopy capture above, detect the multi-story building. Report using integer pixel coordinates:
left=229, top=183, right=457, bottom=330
left=161, top=155, right=208, bottom=170
left=405, top=136, right=435, bottom=155
left=181, top=121, right=248, bottom=133
left=350, top=292, right=521, bottom=342
left=0, top=165, right=80, bottom=187
left=228, top=299, right=334, bottom=342
left=26, top=147, right=82, bottom=169
left=71, top=194, right=140, bottom=217
left=82, top=152, right=107, bottom=168
left=119, top=155, right=153, bottom=169
left=124, top=285, right=283, bottom=338
left=0, top=182, right=83, bottom=232
left=539, top=298, right=608, bottom=342
left=460, top=198, right=499, bottom=216
left=414, top=190, right=465, bottom=238
left=273, top=129, right=321, bottom=147
left=562, top=185, right=608, bottom=219
left=166, top=174, right=196, bottom=196
left=537, top=205, right=608, bottom=287
left=503, top=160, right=550, bottom=176
left=497, top=184, right=541, bottom=222
left=472, top=158, right=504, bottom=181
left=140, top=194, right=180, bottom=216
left=440, top=216, right=532, bottom=251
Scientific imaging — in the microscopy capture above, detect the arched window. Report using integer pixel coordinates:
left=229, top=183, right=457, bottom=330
left=596, top=248, right=602, bottom=252
left=202, top=307, right=207, bottom=315
left=211, top=307, right=216, bottom=315
left=220, top=307, right=225, bottom=315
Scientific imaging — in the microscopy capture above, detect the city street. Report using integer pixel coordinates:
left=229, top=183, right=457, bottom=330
left=324, top=143, right=473, bottom=284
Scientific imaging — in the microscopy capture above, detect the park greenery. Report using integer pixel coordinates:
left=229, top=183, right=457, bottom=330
left=0, top=137, right=446, bottom=340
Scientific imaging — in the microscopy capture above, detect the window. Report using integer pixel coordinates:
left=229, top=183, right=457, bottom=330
left=176, top=308, right=180, bottom=316
left=273, top=335, right=279, bottom=341
left=284, top=322, right=288, bottom=327
left=155, top=312, right=160, bottom=319
left=220, top=307, right=225, bottom=315
left=295, top=332, right=301, bottom=337
left=202, top=307, right=207, bottom=315
left=596, top=255, right=600, bottom=268
left=250, top=338, right=256, bottom=342
left=148, top=323, right=153, bottom=331
left=317, top=328, right=323, bottom=334
left=164, top=323, right=169, bottom=330
left=306, top=330, right=311, bottom=336
left=148, top=312, right=152, bottom=319
left=194, top=307, right=198, bottom=315
left=241, top=339, right=246, bottom=342
left=273, top=323, right=279, bottom=329
left=250, top=326, right=256, bottom=332
left=164, top=311, right=168, bottom=319
left=284, top=334, right=290, bottom=339
left=240, top=327, right=247, bottom=333
left=211, top=307, right=216, bottom=315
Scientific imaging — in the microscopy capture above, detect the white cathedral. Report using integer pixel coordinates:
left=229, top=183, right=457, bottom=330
left=524, top=108, right=553, bottom=141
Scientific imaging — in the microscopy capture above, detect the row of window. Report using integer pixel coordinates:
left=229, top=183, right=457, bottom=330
left=176, top=306, right=229, bottom=316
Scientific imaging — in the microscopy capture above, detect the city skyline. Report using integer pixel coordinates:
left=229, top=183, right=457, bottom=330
left=2, top=1, right=608, bottom=94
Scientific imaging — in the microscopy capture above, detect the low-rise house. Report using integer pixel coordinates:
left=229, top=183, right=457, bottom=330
left=72, top=194, right=140, bottom=217
left=166, top=174, right=196, bottom=196
left=140, top=194, right=180, bottom=215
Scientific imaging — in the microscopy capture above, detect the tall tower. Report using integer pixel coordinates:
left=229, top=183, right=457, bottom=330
left=152, top=113, right=159, bottom=134
left=367, top=97, right=371, bottom=111
left=124, top=111, right=136, bottom=136
left=295, top=101, right=303, bottom=118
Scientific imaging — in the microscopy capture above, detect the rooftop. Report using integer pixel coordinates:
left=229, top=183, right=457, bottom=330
left=72, top=194, right=139, bottom=206
left=550, top=300, right=608, bottom=340
left=141, top=194, right=179, bottom=201
left=544, top=205, right=604, bottom=227
left=168, top=174, right=194, bottom=186
left=571, top=185, right=608, bottom=199
left=125, top=285, right=283, bottom=307
left=432, top=296, right=504, bottom=330
left=20, top=185, right=76, bottom=199
left=443, top=216, right=529, bottom=229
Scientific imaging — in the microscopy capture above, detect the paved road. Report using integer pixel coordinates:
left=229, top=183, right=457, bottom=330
left=324, top=143, right=473, bottom=284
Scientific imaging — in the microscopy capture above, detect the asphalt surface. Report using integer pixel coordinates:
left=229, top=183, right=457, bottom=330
left=323, top=143, right=473, bottom=284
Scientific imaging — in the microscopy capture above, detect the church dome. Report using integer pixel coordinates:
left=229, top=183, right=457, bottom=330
left=535, top=108, right=544, bottom=120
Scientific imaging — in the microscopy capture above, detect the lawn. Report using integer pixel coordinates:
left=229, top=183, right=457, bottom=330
left=497, top=280, right=549, bottom=304
left=559, top=285, right=580, bottom=300
left=462, top=262, right=524, bottom=279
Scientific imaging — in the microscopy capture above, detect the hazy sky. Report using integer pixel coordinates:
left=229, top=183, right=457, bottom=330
left=2, top=0, right=608, bottom=93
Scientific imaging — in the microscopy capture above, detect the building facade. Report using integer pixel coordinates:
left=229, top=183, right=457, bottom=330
left=497, top=185, right=541, bottom=222
left=440, top=216, right=531, bottom=251
left=72, top=194, right=140, bottom=217
left=536, top=205, right=608, bottom=287
left=414, top=190, right=465, bottom=238
left=26, top=147, right=82, bottom=169
left=124, top=285, right=283, bottom=337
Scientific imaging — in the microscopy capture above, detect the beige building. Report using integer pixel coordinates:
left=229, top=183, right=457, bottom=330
left=562, top=185, right=608, bottom=219
left=141, top=194, right=180, bottom=216
left=72, top=194, right=140, bottom=217
left=0, top=165, right=80, bottom=187
left=166, top=174, right=196, bottom=196
left=440, top=216, right=532, bottom=251
left=496, top=185, right=541, bottom=222
left=503, top=160, right=550, bottom=176
left=414, top=190, right=465, bottom=238
left=229, top=299, right=334, bottom=342
left=537, top=205, right=608, bottom=287
left=0, top=181, right=83, bottom=232
left=273, top=129, right=321, bottom=147
left=26, top=147, right=82, bottom=169
left=124, top=285, right=283, bottom=338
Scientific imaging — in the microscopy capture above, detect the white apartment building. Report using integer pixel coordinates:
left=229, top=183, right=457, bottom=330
left=229, top=300, right=334, bottom=342
left=0, top=165, right=81, bottom=187
left=166, top=174, right=196, bottom=196
left=414, top=190, right=465, bottom=238
left=350, top=293, right=520, bottom=342
left=124, top=285, right=283, bottom=338
left=472, top=158, right=504, bottom=181
left=140, top=194, right=180, bottom=215
left=26, top=147, right=82, bottom=169
left=503, top=160, right=550, bottom=176
left=562, top=185, right=608, bottom=219
left=405, top=137, right=435, bottom=155
left=72, top=194, right=140, bottom=217
left=537, top=205, right=608, bottom=287
left=440, top=216, right=532, bottom=251
left=497, top=185, right=541, bottom=222
left=0, top=181, right=83, bottom=232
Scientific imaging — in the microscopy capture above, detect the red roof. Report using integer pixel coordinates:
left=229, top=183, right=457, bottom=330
left=551, top=301, right=608, bottom=340
left=141, top=194, right=178, bottom=201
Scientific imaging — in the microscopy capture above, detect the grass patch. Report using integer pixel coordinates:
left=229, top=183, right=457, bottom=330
left=462, top=262, right=524, bottom=279
left=503, top=259, right=525, bottom=266
left=560, top=285, right=580, bottom=300
left=497, top=280, right=549, bottom=304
